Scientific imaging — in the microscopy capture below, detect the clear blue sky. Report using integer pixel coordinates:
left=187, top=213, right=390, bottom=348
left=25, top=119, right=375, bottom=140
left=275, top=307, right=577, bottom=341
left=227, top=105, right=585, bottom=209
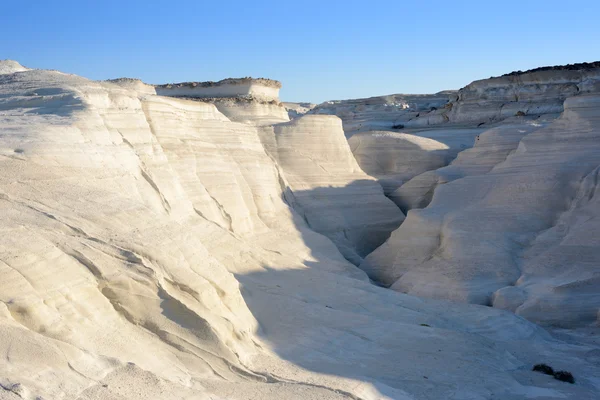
left=2, top=1, right=599, bottom=103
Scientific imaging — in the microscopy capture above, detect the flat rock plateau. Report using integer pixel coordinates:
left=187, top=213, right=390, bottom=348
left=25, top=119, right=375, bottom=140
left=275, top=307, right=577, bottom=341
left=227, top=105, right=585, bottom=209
left=1, top=59, right=600, bottom=400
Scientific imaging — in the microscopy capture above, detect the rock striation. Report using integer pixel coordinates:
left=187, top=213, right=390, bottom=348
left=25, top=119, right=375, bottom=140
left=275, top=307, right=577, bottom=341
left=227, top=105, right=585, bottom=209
left=348, top=128, right=482, bottom=199
left=155, top=77, right=282, bottom=102
left=362, top=93, right=600, bottom=327
left=311, top=92, right=456, bottom=136
left=156, top=77, right=290, bottom=126
left=387, top=117, right=554, bottom=212
left=155, top=78, right=404, bottom=264
left=444, top=66, right=600, bottom=125
left=1, top=59, right=600, bottom=399
left=0, top=64, right=357, bottom=399
left=260, top=115, right=405, bottom=264
left=321, top=63, right=600, bottom=215
left=209, top=96, right=290, bottom=126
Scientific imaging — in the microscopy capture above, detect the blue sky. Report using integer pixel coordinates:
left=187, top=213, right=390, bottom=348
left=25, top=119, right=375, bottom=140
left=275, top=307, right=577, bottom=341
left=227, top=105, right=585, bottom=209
left=2, top=1, right=599, bottom=102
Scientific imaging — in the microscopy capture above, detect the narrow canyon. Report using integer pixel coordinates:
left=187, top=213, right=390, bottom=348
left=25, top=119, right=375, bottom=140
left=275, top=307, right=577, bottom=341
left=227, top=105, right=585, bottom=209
left=1, top=59, right=599, bottom=400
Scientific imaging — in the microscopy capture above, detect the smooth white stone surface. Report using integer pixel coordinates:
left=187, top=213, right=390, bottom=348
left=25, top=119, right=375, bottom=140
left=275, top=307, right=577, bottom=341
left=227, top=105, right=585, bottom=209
left=362, top=95, right=600, bottom=328
left=1, top=61, right=599, bottom=399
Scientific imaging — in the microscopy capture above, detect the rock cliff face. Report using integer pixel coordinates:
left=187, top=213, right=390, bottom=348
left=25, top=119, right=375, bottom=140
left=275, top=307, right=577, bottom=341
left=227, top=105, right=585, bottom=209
left=302, top=62, right=600, bottom=331
left=445, top=66, right=600, bottom=124
left=155, top=77, right=282, bottom=102
left=283, top=101, right=316, bottom=119
left=156, top=78, right=290, bottom=126
left=362, top=93, right=600, bottom=327
left=348, top=128, right=482, bottom=199
left=2, top=60, right=600, bottom=400
left=387, top=116, right=555, bottom=211
left=261, top=116, right=405, bottom=264
left=0, top=65, right=370, bottom=399
left=319, top=64, right=600, bottom=214
left=210, top=97, right=290, bottom=126
left=311, top=92, right=455, bottom=136
left=313, top=64, right=600, bottom=134
left=105, top=77, right=157, bottom=95
left=157, top=80, right=404, bottom=263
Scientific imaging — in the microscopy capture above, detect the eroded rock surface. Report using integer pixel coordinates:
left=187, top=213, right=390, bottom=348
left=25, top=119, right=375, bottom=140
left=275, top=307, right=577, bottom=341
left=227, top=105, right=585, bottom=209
left=445, top=67, right=600, bottom=124
left=155, top=77, right=282, bottom=102
left=156, top=77, right=290, bottom=126
left=362, top=94, right=600, bottom=328
left=0, top=60, right=29, bottom=75
left=1, top=60, right=600, bottom=400
left=261, top=115, right=405, bottom=264
left=283, top=102, right=316, bottom=119
left=311, top=92, right=456, bottom=136
left=348, top=128, right=482, bottom=200
left=388, top=116, right=555, bottom=212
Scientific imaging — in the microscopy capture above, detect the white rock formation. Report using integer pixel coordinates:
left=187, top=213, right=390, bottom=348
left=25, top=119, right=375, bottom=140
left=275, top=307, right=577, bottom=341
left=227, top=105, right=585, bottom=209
left=0, top=60, right=29, bottom=75
left=442, top=63, right=600, bottom=125
left=311, top=64, right=600, bottom=139
left=0, top=64, right=353, bottom=399
left=326, top=65, right=600, bottom=215
left=156, top=78, right=290, bottom=127
left=105, top=77, right=157, bottom=95
left=362, top=93, right=600, bottom=327
left=1, top=60, right=600, bottom=399
left=155, top=77, right=281, bottom=102
left=210, top=97, right=290, bottom=126
left=260, top=115, right=405, bottom=264
left=283, top=101, right=316, bottom=119
left=387, top=117, right=555, bottom=211
left=311, top=92, right=456, bottom=136
left=348, top=128, right=482, bottom=198
left=311, top=93, right=483, bottom=203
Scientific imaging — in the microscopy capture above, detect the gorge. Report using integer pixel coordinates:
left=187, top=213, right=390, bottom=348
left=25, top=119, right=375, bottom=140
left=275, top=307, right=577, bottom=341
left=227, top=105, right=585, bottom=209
left=1, top=59, right=599, bottom=400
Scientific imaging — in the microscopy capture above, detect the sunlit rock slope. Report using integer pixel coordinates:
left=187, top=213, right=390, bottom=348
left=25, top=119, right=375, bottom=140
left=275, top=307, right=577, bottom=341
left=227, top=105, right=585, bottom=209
left=260, top=115, right=405, bottom=264
left=362, top=92, right=600, bottom=328
left=347, top=128, right=482, bottom=199
left=1, top=60, right=600, bottom=400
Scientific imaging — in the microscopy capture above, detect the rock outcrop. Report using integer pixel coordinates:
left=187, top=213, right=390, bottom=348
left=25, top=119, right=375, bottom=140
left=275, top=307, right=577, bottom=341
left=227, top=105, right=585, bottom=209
left=0, top=65, right=361, bottom=399
left=155, top=77, right=282, bottom=102
left=322, top=64, right=600, bottom=214
left=315, top=63, right=600, bottom=133
left=156, top=77, right=290, bottom=126
left=209, top=96, right=290, bottom=126
left=348, top=128, right=481, bottom=199
left=0, top=60, right=29, bottom=75
left=387, top=116, right=554, bottom=212
left=444, top=66, right=600, bottom=125
left=261, top=115, right=405, bottom=264
left=362, top=94, right=600, bottom=327
left=311, top=92, right=456, bottom=136
left=105, top=77, right=157, bottom=95
left=283, top=101, right=316, bottom=119
left=2, top=60, right=600, bottom=399
left=157, top=80, right=403, bottom=264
